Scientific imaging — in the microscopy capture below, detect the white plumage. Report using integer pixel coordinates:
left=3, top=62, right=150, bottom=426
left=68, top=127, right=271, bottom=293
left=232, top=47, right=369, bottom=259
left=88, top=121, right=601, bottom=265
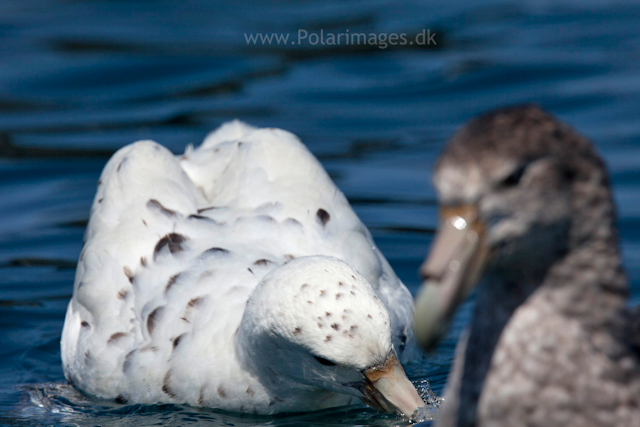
left=60, top=121, right=418, bottom=414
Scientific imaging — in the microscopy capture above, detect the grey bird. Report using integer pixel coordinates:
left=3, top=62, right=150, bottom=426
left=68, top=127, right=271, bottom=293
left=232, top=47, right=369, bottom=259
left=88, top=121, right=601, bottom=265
left=413, top=105, right=640, bottom=426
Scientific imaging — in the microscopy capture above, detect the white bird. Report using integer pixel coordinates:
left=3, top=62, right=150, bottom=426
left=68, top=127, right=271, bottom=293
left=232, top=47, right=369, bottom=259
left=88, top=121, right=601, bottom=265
left=60, top=120, right=424, bottom=416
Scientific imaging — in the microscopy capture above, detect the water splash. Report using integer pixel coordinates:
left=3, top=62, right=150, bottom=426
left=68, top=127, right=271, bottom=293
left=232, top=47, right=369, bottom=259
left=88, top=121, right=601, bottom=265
left=406, top=379, right=444, bottom=424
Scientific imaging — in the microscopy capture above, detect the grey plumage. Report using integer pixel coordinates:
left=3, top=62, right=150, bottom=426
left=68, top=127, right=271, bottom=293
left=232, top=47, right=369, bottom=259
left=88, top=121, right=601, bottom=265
left=416, top=105, right=640, bottom=427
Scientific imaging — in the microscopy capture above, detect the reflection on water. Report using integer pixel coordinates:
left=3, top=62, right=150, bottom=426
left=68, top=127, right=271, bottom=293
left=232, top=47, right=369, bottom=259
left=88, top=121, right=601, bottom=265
left=2, top=0, right=640, bottom=426
left=21, top=380, right=442, bottom=426
left=22, top=382, right=428, bottom=427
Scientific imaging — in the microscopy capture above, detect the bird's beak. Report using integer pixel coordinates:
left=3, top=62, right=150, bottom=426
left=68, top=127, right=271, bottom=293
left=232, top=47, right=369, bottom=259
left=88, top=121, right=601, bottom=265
left=413, top=205, right=488, bottom=351
left=353, top=352, right=425, bottom=416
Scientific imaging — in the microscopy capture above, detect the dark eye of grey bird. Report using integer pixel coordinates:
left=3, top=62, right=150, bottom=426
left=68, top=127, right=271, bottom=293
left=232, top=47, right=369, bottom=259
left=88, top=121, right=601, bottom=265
left=314, top=356, right=337, bottom=366
left=499, top=162, right=528, bottom=188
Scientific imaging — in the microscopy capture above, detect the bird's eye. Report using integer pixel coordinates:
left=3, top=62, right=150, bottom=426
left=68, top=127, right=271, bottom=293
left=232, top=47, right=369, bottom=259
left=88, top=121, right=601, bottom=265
left=314, top=356, right=337, bottom=366
left=500, top=163, right=528, bottom=188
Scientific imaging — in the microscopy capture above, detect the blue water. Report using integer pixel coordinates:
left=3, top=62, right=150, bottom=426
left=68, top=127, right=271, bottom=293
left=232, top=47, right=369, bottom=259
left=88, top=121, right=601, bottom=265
left=1, top=0, right=640, bottom=425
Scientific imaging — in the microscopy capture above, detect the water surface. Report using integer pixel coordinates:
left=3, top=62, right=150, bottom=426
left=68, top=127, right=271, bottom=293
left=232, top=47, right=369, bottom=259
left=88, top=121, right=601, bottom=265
left=2, top=0, right=640, bottom=425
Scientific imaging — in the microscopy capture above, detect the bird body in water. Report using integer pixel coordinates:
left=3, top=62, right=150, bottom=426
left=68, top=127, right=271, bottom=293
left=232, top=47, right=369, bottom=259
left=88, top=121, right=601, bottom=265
left=414, top=105, right=640, bottom=426
left=60, top=120, right=425, bottom=416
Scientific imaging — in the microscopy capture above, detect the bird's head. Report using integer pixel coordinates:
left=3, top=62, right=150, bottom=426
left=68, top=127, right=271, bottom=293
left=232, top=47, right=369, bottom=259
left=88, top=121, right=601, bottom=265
left=414, top=105, right=615, bottom=350
left=239, top=255, right=425, bottom=415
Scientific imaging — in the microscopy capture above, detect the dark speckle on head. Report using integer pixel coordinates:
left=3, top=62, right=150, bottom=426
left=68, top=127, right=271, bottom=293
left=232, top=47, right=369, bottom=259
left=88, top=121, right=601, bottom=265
left=325, top=335, right=332, bottom=342
left=320, top=290, right=326, bottom=297
left=147, top=199, right=177, bottom=218
left=123, top=266, right=134, bottom=283
left=108, top=332, right=127, bottom=344
left=293, top=327, right=302, bottom=335
left=247, top=267, right=254, bottom=274
left=147, top=306, right=164, bottom=335
left=318, top=323, right=324, bottom=328
left=254, top=259, right=274, bottom=266
left=307, top=300, right=313, bottom=304
left=335, top=293, right=343, bottom=300
left=331, top=323, right=340, bottom=331
left=338, top=281, right=344, bottom=286
left=367, top=314, right=373, bottom=319
left=350, top=291, right=356, bottom=296
left=284, top=254, right=295, bottom=260
left=98, top=198, right=103, bottom=204
left=154, top=233, right=187, bottom=260
left=301, top=283, right=309, bottom=290
left=325, top=311, right=331, bottom=317
left=81, top=321, right=89, bottom=328
left=117, top=288, right=128, bottom=300
left=246, top=386, right=254, bottom=396
left=317, top=209, right=330, bottom=227
left=140, top=256, right=147, bottom=267
left=351, top=275, right=355, bottom=280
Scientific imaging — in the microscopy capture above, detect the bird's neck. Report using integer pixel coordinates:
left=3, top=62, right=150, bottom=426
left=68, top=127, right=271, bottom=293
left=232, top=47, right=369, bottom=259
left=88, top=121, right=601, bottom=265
left=456, top=272, right=540, bottom=427
left=545, top=237, right=628, bottom=321
left=456, top=230, right=627, bottom=427
left=551, top=157, right=629, bottom=319
left=235, top=320, right=300, bottom=398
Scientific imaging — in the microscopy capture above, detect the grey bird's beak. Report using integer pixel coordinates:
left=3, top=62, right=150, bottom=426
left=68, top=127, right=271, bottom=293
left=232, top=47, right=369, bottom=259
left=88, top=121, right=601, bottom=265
left=350, top=352, right=425, bottom=416
left=413, top=205, right=488, bottom=351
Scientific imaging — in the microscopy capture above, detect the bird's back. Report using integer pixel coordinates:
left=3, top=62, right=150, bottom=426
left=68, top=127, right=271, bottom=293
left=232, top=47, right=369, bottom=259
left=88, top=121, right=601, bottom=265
left=61, top=121, right=414, bottom=408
